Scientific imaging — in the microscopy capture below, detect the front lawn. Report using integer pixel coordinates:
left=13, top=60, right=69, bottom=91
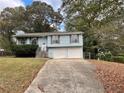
left=0, top=58, right=47, bottom=93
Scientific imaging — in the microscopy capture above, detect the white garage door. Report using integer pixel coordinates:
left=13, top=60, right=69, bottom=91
left=68, top=48, right=82, bottom=58
left=48, top=48, right=83, bottom=58
left=53, top=48, right=67, bottom=58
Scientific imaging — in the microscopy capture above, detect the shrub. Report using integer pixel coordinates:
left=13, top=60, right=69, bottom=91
left=113, top=56, right=124, bottom=63
left=12, top=45, right=38, bottom=57
left=0, top=35, right=12, bottom=51
left=97, top=51, right=112, bottom=61
left=97, top=52, right=105, bottom=60
left=104, top=51, right=112, bottom=61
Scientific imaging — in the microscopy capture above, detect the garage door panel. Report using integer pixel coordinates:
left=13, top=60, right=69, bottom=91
left=53, top=48, right=67, bottom=58
left=68, top=48, right=82, bottom=58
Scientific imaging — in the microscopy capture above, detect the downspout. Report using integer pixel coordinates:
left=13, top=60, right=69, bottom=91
left=82, top=34, right=84, bottom=59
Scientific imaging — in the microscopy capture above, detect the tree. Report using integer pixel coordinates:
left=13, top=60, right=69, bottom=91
left=0, top=7, right=27, bottom=39
left=26, top=1, right=63, bottom=32
left=0, top=1, right=63, bottom=38
left=94, top=23, right=123, bottom=54
left=61, top=0, right=124, bottom=56
left=0, top=35, right=11, bottom=51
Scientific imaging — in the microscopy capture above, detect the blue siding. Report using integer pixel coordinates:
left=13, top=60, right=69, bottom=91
left=47, top=35, right=83, bottom=47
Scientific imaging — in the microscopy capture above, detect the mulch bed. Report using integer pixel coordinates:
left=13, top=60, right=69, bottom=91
left=90, top=60, right=124, bottom=93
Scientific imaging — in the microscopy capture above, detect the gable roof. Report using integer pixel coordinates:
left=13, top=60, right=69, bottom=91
left=13, top=32, right=83, bottom=37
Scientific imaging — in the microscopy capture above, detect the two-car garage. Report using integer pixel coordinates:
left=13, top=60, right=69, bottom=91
left=48, top=47, right=83, bottom=58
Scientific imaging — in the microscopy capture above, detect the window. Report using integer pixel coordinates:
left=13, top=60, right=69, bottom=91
left=19, top=38, right=26, bottom=45
left=70, top=35, right=79, bottom=43
left=31, top=38, right=38, bottom=45
left=51, top=36, right=60, bottom=44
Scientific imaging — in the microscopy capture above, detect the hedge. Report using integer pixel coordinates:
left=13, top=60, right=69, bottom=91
left=113, top=56, right=124, bottom=63
left=12, top=45, right=38, bottom=57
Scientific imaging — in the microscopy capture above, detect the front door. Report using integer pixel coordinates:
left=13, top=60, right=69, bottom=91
left=38, top=37, right=47, bottom=47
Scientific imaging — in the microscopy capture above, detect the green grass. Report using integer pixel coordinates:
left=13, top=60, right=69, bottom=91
left=0, top=58, right=47, bottom=93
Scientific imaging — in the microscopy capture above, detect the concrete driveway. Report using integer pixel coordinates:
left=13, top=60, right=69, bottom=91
left=24, top=59, right=105, bottom=93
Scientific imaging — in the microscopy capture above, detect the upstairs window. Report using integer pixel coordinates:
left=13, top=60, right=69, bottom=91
left=70, top=35, right=79, bottom=43
left=51, top=36, right=60, bottom=44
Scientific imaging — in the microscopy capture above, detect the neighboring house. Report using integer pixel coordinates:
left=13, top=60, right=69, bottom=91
left=13, top=32, right=83, bottom=58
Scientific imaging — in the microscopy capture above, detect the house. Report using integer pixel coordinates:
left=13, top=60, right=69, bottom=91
left=13, top=31, right=83, bottom=58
